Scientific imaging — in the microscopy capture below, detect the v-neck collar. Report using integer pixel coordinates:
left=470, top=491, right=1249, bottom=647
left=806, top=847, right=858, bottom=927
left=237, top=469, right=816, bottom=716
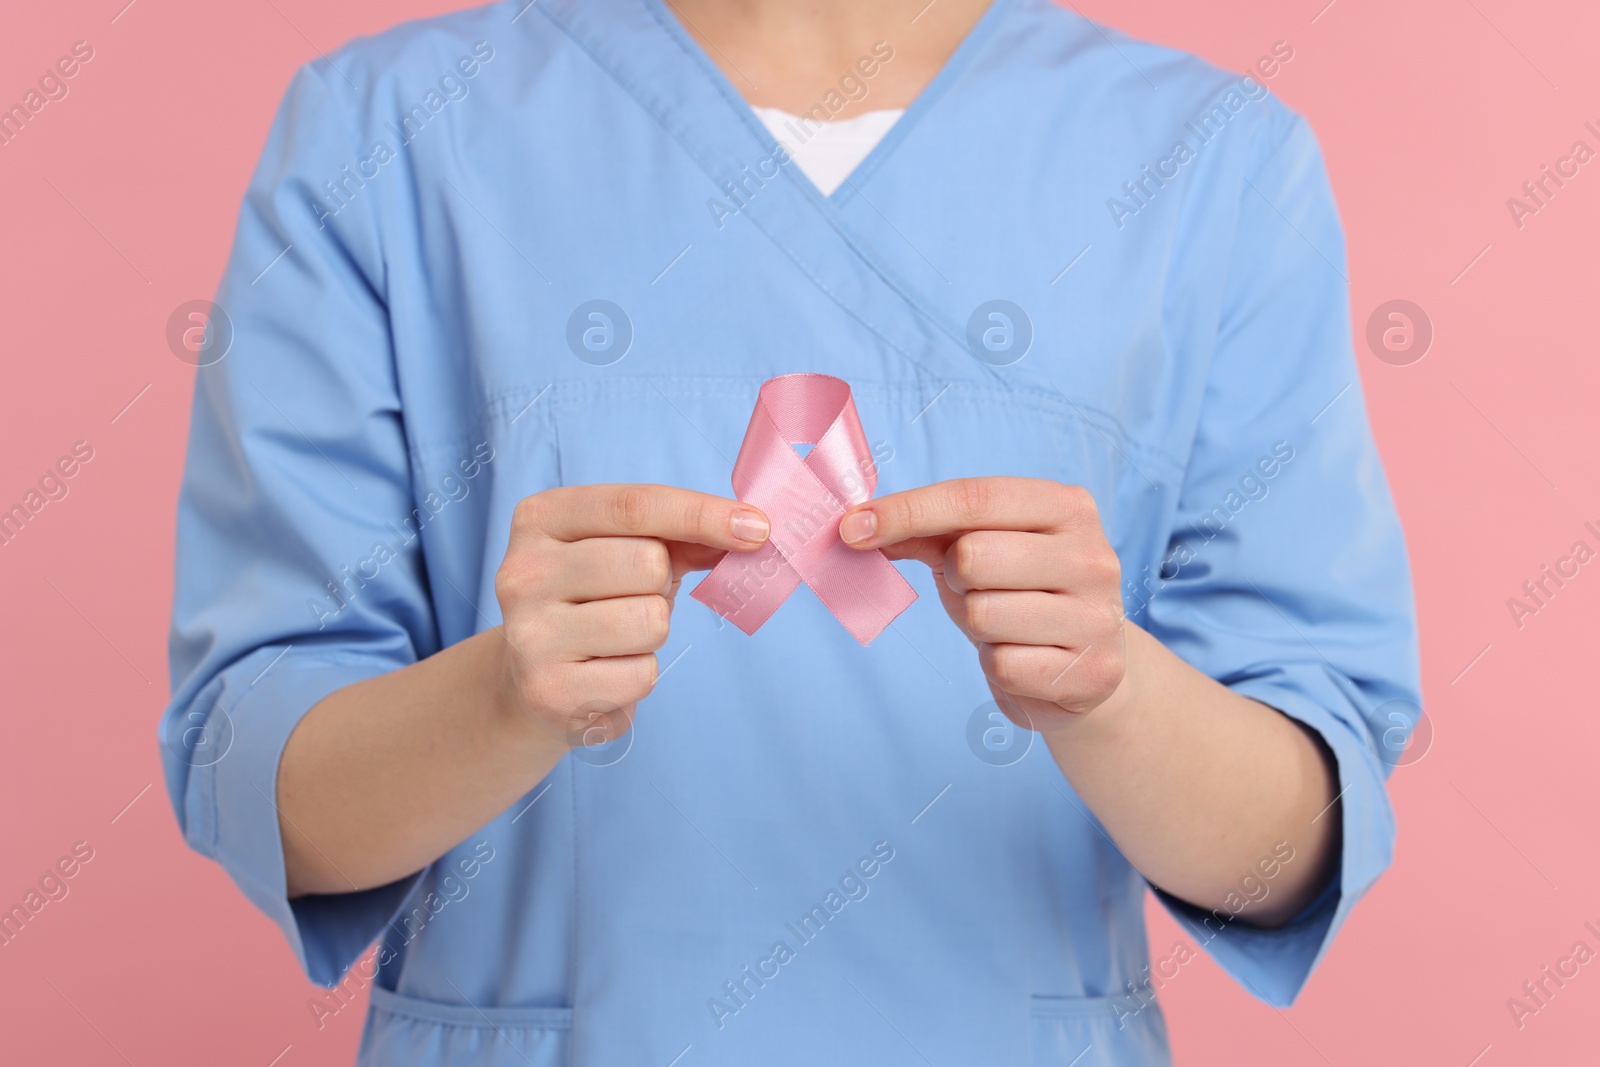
left=642, top=0, right=1017, bottom=208
left=751, top=106, right=905, bottom=198
left=534, top=0, right=1018, bottom=385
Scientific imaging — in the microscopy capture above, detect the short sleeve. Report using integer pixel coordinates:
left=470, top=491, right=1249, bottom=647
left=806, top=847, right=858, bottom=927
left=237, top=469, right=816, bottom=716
left=1137, top=106, right=1422, bottom=1006
left=158, top=60, right=437, bottom=987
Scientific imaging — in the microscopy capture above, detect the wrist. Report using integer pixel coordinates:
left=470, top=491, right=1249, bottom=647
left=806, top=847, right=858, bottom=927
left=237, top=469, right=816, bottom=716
left=480, top=629, right=566, bottom=753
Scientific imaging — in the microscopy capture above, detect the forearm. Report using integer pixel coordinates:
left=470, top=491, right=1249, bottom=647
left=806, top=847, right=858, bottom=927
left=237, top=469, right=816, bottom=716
left=1042, top=623, right=1340, bottom=927
left=277, top=628, right=569, bottom=898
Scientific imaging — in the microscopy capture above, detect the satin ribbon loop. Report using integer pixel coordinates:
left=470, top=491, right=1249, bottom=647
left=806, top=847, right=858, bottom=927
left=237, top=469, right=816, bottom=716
left=692, top=374, right=917, bottom=645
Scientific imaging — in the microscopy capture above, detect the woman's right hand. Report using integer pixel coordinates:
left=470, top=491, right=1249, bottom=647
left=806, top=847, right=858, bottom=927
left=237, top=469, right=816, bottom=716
left=493, top=484, right=771, bottom=751
left=280, top=484, right=768, bottom=898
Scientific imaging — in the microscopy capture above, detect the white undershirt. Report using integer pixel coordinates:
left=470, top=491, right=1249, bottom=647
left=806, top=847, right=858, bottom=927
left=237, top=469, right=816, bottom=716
left=753, top=106, right=904, bottom=196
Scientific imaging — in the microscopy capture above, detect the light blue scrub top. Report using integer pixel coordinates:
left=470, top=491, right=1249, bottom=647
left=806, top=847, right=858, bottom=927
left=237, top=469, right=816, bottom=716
left=160, top=0, right=1421, bottom=1063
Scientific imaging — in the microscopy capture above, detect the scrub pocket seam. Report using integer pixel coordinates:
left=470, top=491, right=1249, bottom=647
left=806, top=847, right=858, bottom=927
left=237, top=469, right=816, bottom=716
left=539, top=375, right=1185, bottom=483
left=405, top=382, right=555, bottom=465
left=368, top=986, right=572, bottom=1030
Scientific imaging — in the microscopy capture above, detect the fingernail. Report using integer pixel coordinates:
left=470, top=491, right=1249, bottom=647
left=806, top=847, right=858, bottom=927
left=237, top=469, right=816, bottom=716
left=730, top=509, right=770, bottom=544
left=839, top=509, right=877, bottom=546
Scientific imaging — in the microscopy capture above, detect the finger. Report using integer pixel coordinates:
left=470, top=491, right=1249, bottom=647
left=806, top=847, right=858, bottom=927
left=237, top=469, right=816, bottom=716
left=841, top=478, right=1095, bottom=549
left=962, top=590, right=1100, bottom=647
left=663, top=541, right=735, bottom=582
left=551, top=538, right=674, bottom=601
left=530, top=485, right=770, bottom=549
left=577, top=653, right=660, bottom=707
left=940, top=531, right=1075, bottom=595
left=562, top=702, right=636, bottom=753
left=978, top=641, right=1123, bottom=706
left=875, top=534, right=956, bottom=570
left=558, top=595, right=672, bottom=658
left=549, top=654, right=659, bottom=723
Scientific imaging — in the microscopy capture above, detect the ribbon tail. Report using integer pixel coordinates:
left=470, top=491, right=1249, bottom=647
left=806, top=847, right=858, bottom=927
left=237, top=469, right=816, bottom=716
left=690, top=542, right=803, bottom=636
left=804, top=540, right=918, bottom=645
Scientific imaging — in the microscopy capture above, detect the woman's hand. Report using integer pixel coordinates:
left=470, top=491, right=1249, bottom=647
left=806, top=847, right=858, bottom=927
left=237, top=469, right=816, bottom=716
left=840, top=477, right=1128, bottom=732
left=841, top=475, right=1340, bottom=925
left=495, top=484, right=771, bottom=748
left=280, top=484, right=768, bottom=898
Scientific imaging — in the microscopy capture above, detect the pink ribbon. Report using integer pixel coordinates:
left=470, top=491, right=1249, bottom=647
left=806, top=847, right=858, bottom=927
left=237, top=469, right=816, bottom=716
left=692, top=374, right=917, bottom=645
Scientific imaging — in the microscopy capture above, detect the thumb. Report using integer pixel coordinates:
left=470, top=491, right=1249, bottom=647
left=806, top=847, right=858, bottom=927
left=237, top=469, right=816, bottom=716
left=876, top=534, right=956, bottom=570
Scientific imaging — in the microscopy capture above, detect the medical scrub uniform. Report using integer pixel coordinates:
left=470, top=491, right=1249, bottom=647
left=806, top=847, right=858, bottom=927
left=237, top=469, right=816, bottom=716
left=159, top=0, right=1422, bottom=1063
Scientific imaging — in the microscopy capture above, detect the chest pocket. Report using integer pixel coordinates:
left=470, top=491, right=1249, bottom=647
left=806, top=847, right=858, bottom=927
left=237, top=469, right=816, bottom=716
left=359, top=988, right=570, bottom=1066
left=1032, top=993, right=1172, bottom=1065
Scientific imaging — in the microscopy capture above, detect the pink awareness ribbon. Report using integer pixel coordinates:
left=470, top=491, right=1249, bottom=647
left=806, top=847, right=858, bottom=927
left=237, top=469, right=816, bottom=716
left=691, top=374, right=917, bottom=645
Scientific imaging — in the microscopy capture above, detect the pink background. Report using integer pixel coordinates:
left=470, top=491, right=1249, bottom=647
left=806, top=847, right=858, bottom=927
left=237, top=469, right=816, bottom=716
left=2, top=0, right=1596, bottom=1063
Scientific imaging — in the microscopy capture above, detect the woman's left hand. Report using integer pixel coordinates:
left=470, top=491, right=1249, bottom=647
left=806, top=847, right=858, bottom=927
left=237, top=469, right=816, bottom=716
left=840, top=477, right=1130, bottom=732
left=844, top=476, right=1342, bottom=926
